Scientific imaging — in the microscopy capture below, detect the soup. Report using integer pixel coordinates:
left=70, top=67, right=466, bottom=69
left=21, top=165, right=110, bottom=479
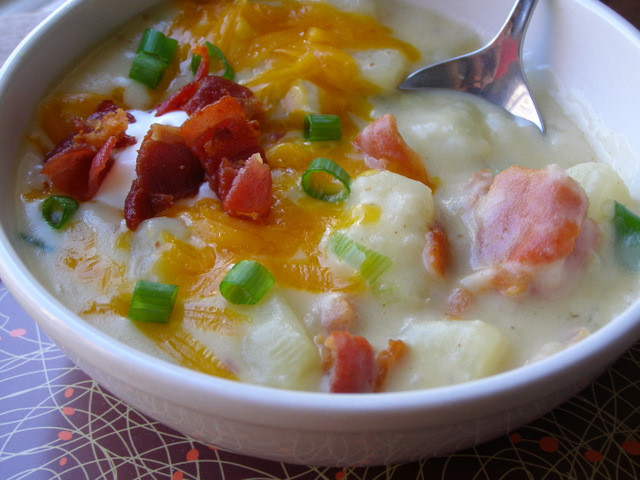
left=15, top=0, right=640, bottom=392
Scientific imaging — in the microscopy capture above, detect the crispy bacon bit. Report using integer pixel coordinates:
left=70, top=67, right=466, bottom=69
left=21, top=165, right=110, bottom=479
left=324, top=331, right=375, bottom=393
left=446, top=287, right=476, bottom=318
left=217, top=153, right=272, bottom=220
left=313, top=293, right=357, bottom=334
left=124, top=124, right=204, bottom=230
left=180, top=96, right=262, bottom=168
left=77, top=100, right=135, bottom=148
left=188, top=99, right=262, bottom=168
left=468, top=164, right=596, bottom=296
left=353, top=113, right=435, bottom=189
left=156, top=74, right=263, bottom=122
left=179, top=95, right=272, bottom=220
left=41, top=101, right=133, bottom=201
left=42, top=144, right=105, bottom=201
left=373, top=339, right=407, bottom=392
left=423, top=223, right=450, bottom=280
left=474, top=165, right=588, bottom=266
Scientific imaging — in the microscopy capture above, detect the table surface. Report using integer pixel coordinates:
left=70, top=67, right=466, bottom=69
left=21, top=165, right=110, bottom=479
left=1, top=1, right=640, bottom=479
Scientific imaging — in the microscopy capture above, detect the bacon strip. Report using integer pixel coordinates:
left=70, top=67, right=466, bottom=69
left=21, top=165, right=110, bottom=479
left=124, top=124, right=204, bottom=230
left=374, top=339, right=407, bottom=392
left=179, top=96, right=262, bottom=167
left=179, top=95, right=272, bottom=220
left=156, top=74, right=263, bottom=122
left=468, top=164, right=596, bottom=296
left=41, top=101, right=132, bottom=201
left=473, top=165, right=588, bottom=266
left=217, top=153, right=272, bottom=220
left=324, top=331, right=375, bottom=393
left=423, top=223, right=450, bottom=280
left=354, top=113, right=435, bottom=189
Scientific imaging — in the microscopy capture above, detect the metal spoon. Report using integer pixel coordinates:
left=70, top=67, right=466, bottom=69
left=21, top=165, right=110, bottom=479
left=399, top=0, right=544, bottom=132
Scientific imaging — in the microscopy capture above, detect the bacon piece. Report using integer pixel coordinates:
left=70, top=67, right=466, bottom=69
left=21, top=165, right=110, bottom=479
left=353, top=113, right=435, bottom=189
left=373, top=339, right=407, bottom=392
left=423, top=223, right=450, bottom=280
left=41, top=101, right=133, bottom=201
left=324, top=331, right=375, bottom=393
left=446, top=287, right=476, bottom=318
left=42, top=144, right=105, bottom=201
left=156, top=74, right=263, bottom=122
left=124, top=124, right=204, bottom=230
left=179, top=96, right=272, bottom=220
left=217, top=154, right=272, bottom=220
left=87, top=136, right=117, bottom=199
left=474, top=165, right=588, bottom=266
left=313, top=293, right=357, bottom=334
left=180, top=96, right=262, bottom=169
left=467, top=164, right=596, bottom=296
left=76, top=100, right=135, bottom=149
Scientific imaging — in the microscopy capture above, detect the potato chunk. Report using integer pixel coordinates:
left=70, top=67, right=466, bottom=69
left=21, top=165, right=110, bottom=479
left=240, top=293, right=321, bottom=390
left=387, top=319, right=508, bottom=390
left=566, top=162, right=632, bottom=224
left=326, top=170, right=435, bottom=302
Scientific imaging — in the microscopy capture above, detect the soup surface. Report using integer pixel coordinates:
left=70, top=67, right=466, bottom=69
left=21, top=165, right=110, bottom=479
left=15, top=0, right=640, bottom=392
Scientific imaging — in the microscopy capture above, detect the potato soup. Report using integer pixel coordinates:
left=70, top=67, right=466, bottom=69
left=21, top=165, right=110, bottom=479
left=15, top=0, right=640, bottom=392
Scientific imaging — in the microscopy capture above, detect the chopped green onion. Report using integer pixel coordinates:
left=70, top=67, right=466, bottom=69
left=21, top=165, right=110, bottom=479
left=129, top=29, right=178, bottom=89
left=128, top=280, right=178, bottom=324
left=301, top=157, right=351, bottom=203
left=19, top=232, right=51, bottom=252
left=41, top=195, right=78, bottom=229
left=137, top=28, right=178, bottom=64
left=220, top=260, right=275, bottom=305
left=130, top=52, right=170, bottom=89
left=190, top=54, right=202, bottom=74
left=328, top=232, right=392, bottom=284
left=613, top=201, right=640, bottom=271
left=205, top=42, right=235, bottom=80
left=303, top=114, right=342, bottom=141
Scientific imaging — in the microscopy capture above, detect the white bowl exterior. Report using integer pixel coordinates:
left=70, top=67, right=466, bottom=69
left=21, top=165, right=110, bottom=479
left=1, top=0, right=640, bottom=466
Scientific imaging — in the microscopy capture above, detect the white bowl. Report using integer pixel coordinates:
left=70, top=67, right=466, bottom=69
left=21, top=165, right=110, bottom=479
left=1, top=0, right=640, bottom=467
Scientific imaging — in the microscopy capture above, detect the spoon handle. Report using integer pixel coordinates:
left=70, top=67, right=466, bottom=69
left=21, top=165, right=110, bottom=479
left=500, top=0, right=539, bottom=47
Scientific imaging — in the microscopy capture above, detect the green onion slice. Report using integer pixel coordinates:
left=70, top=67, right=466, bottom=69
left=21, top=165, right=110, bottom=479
left=129, top=52, right=170, bottom=89
left=19, top=232, right=51, bottom=252
left=220, top=260, right=275, bottom=305
left=137, top=28, right=178, bottom=64
left=129, top=29, right=177, bottom=89
left=190, top=54, right=202, bottom=75
left=613, top=201, right=640, bottom=271
left=41, top=195, right=79, bottom=229
left=303, top=114, right=342, bottom=141
left=128, top=280, right=178, bottom=324
left=301, top=157, right=352, bottom=203
left=328, top=232, right=392, bottom=284
left=206, top=42, right=235, bottom=80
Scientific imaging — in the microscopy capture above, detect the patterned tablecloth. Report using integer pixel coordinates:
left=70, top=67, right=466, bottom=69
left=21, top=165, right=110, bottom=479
left=1, top=1, right=640, bottom=479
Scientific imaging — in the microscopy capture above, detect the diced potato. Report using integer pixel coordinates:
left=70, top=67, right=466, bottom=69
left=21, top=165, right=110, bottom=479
left=350, top=49, right=409, bottom=91
left=373, top=97, right=492, bottom=179
left=566, top=162, right=632, bottom=224
left=273, top=80, right=321, bottom=121
left=325, top=170, right=434, bottom=302
left=387, top=319, right=508, bottom=390
left=240, top=293, right=322, bottom=390
left=130, top=217, right=191, bottom=280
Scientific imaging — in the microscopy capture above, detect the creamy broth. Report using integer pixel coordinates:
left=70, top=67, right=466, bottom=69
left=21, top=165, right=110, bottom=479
left=15, top=0, right=640, bottom=392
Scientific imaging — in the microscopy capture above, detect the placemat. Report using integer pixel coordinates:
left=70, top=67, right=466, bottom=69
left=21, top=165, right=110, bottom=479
left=1, top=1, right=639, bottom=479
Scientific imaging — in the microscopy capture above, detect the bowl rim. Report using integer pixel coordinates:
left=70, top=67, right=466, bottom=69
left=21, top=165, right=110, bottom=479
left=1, top=0, right=640, bottom=432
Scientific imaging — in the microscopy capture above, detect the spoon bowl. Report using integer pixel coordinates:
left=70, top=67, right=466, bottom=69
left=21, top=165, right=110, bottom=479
left=400, top=0, right=544, bottom=132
